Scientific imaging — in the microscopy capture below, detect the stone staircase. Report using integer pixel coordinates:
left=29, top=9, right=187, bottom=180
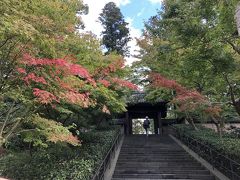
left=112, top=135, right=215, bottom=180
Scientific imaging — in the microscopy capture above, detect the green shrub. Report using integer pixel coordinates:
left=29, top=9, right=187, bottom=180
left=0, top=126, right=121, bottom=180
left=173, top=124, right=240, bottom=162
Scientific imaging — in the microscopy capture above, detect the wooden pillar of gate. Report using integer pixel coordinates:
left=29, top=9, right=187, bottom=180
left=129, top=114, right=133, bottom=135
left=125, top=112, right=132, bottom=135
left=158, top=112, right=163, bottom=135
left=154, top=117, right=159, bottom=134
left=124, top=112, right=129, bottom=135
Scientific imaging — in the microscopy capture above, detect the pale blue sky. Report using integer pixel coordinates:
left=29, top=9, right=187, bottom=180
left=120, top=0, right=162, bottom=30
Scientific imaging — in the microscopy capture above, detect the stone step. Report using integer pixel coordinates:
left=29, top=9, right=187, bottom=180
left=121, top=147, right=183, bottom=149
left=119, top=155, right=192, bottom=157
left=119, top=153, right=190, bottom=155
left=120, top=150, right=187, bottom=153
left=118, top=156, right=193, bottom=159
left=119, top=156, right=192, bottom=159
left=119, top=156, right=192, bottom=158
left=119, top=152, right=187, bottom=155
left=114, top=166, right=206, bottom=171
left=122, top=146, right=181, bottom=147
left=120, top=150, right=186, bottom=153
left=112, top=179, right=205, bottom=180
left=112, top=135, right=215, bottom=180
left=120, top=151, right=187, bottom=153
left=121, top=149, right=186, bottom=154
left=114, top=169, right=210, bottom=175
left=121, top=146, right=183, bottom=147
left=118, top=158, right=194, bottom=161
left=119, top=154, right=189, bottom=157
left=115, top=163, right=203, bottom=168
left=112, top=173, right=215, bottom=180
left=120, top=153, right=189, bottom=155
left=120, top=151, right=185, bottom=153
left=116, top=161, right=202, bottom=165
left=116, top=159, right=199, bottom=162
left=121, top=149, right=185, bottom=150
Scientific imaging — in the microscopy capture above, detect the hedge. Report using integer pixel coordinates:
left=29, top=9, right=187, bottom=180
left=173, top=124, right=240, bottom=163
left=0, top=126, right=121, bottom=180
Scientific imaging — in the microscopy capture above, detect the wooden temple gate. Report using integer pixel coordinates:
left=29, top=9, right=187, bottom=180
left=124, top=102, right=167, bottom=135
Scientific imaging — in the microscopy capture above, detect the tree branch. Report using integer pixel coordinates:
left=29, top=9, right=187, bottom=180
left=223, top=73, right=236, bottom=105
left=0, top=102, right=15, bottom=136
left=225, top=39, right=240, bottom=55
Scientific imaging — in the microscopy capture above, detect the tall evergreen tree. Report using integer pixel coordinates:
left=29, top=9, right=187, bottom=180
left=99, top=2, right=131, bottom=56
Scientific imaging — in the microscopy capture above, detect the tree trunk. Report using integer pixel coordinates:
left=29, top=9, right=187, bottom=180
left=0, top=147, right=5, bottom=156
left=96, top=114, right=105, bottom=128
left=236, top=4, right=240, bottom=36
left=212, top=117, right=224, bottom=138
left=0, top=137, right=5, bottom=156
left=223, top=74, right=240, bottom=117
left=234, top=100, right=240, bottom=116
left=186, top=117, right=198, bottom=131
left=214, top=123, right=222, bottom=138
left=185, top=112, right=198, bottom=131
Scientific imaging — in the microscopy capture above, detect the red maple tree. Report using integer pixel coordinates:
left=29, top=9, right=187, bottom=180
left=149, top=73, right=222, bottom=132
left=17, top=53, right=138, bottom=110
left=94, top=58, right=138, bottom=90
left=14, top=54, right=139, bottom=145
left=17, top=54, right=96, bottom=107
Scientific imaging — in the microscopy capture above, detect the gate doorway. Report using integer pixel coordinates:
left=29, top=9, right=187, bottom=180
left=132, top=118, right=154, bottom=135
left=123, top=102, right=168, bottom=135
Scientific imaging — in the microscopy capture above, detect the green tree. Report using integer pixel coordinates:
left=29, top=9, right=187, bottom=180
left=0, top=0, right=137, bottom=148
left=0, top=0, right=87, bottom=148
left=135, top=0, right=240, bottom=117
left=99, top=2, right=131, bottom=56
